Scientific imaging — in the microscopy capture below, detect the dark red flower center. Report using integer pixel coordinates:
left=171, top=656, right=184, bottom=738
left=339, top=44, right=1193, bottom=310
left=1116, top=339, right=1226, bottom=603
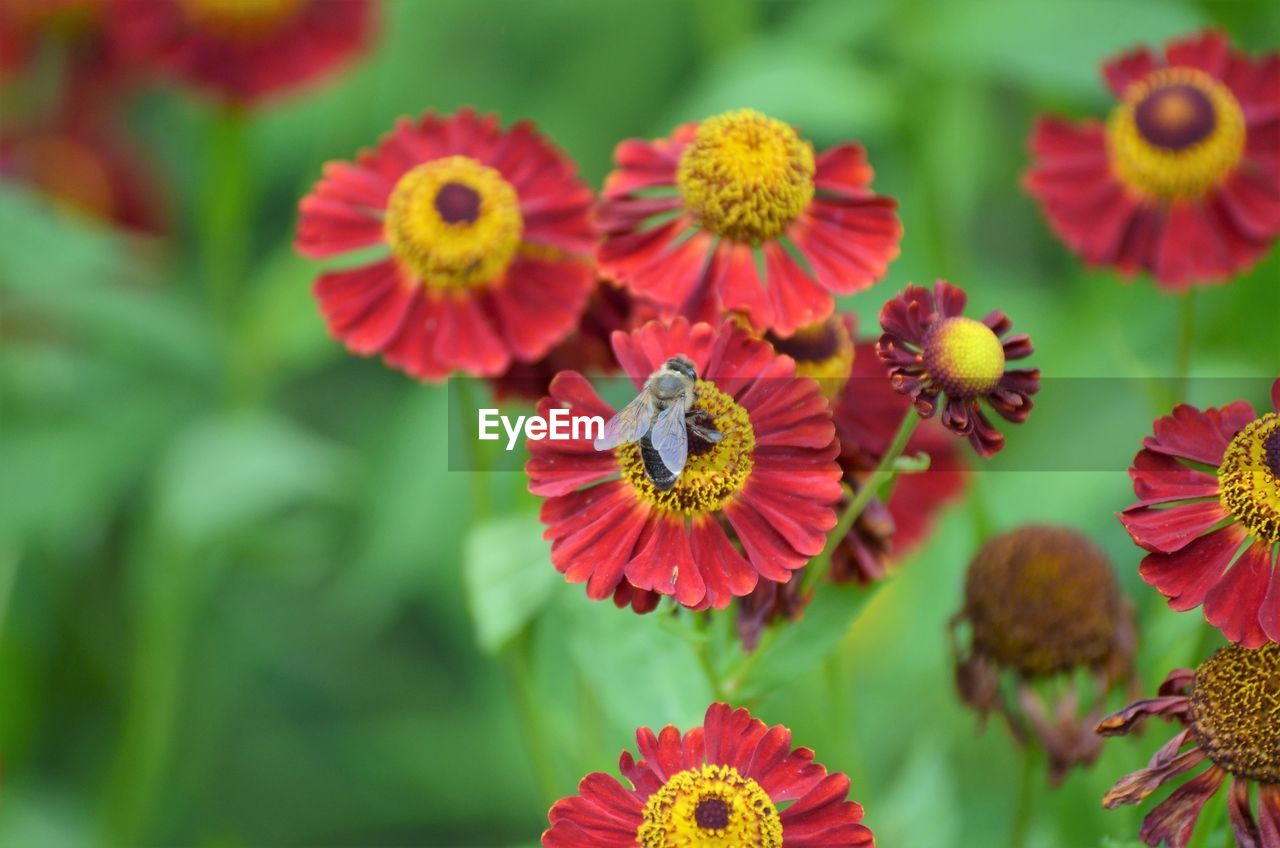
left=1134, top=84, right=1216, bottom=151
left=1264, top=429, right=1280, bottom=479
left=694, top=797, right=731, bottom=830
left=434, top=181, right=482, bottom=225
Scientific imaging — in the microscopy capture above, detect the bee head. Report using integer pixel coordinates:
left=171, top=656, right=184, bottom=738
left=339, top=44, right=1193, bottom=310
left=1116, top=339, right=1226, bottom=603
left=665, top=354, right=697, bottom=381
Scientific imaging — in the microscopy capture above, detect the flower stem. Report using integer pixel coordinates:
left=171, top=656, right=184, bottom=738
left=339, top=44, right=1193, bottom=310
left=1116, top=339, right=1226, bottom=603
left=1008, top=745, right=1037, bottom=848
left=1174, top=289, right=1195, bottom=405
left=201, top=107, right=251, bottom=333
left=799, top=411, right=920, bottom=595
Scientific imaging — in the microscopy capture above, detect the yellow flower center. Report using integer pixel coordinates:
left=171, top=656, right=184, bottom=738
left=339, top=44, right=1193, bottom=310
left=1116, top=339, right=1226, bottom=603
left=618, top=381, right=755, bottom=515
left=676, top=109, right=815, bottom=244
left=1189, top=643, right=1280, bottom=783
left=922, top=316, right=1005, bottom=398
left=1218, top=412, right=1280, bottom=544
left=766, top=316, right=855, bottom=401
left=383, top=155, right=523, bottom=290
left=638, top=764, right=782, bottom=848
left=963, top=526, right=1122, bottom=677
left=178, top=0, right=305, bottom=39
left=1107, top=68, right=1245, bottom=201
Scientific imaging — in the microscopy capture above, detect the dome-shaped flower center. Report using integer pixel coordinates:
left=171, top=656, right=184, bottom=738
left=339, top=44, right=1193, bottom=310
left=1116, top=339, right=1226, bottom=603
left=178, top=0, right=305, bottom=39
left=638, top=764, right=782, bottom=848
left=1218, top=412, right=1280, bottom=544
left=383, top=155, right=523, bottom=290
left=1107, top=68, right=1245, bottom=201
left=1189, top=643, right=1280, bottom=784
left=766, top=316, right=854, bottom=400
left=676, top=109, right=815, bottom=244
left=964, top=526, right=1120, bottom=677
left=618, top=381, right=755, bottom=515
left=922, top=316, right=1005, bottom=398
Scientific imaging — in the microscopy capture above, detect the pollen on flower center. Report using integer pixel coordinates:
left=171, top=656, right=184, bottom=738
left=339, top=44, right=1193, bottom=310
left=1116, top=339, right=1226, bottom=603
left=922, top=316, right=1005, bottom=398
left=618, top=381, right=755, bottom=515
left=676, top=109, right=815, bottom=244
left=383, top=155, right=523, bottom=289
left=177, top=0, right=305, bottom=39
left=964, top=526, right=1120, bottom=677
left=1218, top=413, right=1280, bottom=544
left=1188, top=643, right=1280, bottom=783
left=1107, top=68, right=1245, bottom=201
left=638, top=764, right=782, bottom=848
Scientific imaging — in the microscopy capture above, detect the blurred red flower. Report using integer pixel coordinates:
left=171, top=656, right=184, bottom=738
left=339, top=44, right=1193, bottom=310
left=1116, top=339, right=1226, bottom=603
left=296, top=109, right=596, bottom=380
left=109, top=0, right=376, bottom=104
left=1025, top=30, right=1280, bottom=289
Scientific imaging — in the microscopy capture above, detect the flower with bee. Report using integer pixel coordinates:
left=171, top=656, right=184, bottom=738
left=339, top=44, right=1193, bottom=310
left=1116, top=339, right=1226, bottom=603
left=526, top=318, right=842, bottom=612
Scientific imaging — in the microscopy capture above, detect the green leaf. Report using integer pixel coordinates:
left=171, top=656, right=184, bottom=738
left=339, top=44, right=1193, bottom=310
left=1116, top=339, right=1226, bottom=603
left=730, top=580, right=881, bottom=701
left=462, top=512, right=561, bottom=654
left=154, top=412, right=348, bottom=547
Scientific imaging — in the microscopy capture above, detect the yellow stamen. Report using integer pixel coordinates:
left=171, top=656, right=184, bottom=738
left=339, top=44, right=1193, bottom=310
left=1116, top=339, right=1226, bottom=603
left=922, top=316, right=1005, bottom=398
left=1189, top=643, right=1280, bottom=783
left=1218, top=413, right=1280, bottom=544
left=618, top=381, right=755, bottom=515
left=767, top=316, right=855, bottom=401
left=1107, top=68, right=1245, bottom=201
left=383, top=155, right=523, bottom=290
left=638, top=764, right=782, bottom=848
left=676, top=109, right=815, bottom=243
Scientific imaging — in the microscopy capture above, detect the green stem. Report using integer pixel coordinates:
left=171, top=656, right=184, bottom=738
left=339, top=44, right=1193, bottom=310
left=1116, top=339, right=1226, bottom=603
left=1008, top=745, right=1036, bottom=848
left=0, top=540, right=17, bottom=648
left=799, top=411, right=921, bottom=595
left=1174, top=290, right=1195, bottom=405
left=201, top=108, right=251, bottom=337
left=502, top=631, right=561, bottom=805
left=455, top=378, right=492, bottom=516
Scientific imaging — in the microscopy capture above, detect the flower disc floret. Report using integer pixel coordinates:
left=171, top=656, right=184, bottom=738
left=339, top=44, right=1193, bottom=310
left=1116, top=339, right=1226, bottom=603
left=1189, top=643, right=1280, bottom=784
left=676, top=109, right=815, bottom=244
left=1217, top=412, right=1280, bottom=544
left=638, top=764, right=782, bottom=848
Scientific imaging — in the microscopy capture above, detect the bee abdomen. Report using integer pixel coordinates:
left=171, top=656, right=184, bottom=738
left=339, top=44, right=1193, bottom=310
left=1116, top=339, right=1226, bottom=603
left=640, top=433, right=678, bottom=491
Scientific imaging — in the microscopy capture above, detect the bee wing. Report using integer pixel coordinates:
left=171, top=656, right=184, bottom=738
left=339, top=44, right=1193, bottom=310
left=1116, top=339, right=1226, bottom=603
left=594, top=393, right=655, bottom=450
left=651, top=401, right=689, bottom=477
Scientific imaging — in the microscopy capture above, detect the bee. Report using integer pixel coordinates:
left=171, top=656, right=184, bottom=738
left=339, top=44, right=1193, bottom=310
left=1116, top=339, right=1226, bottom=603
left=594, top=354, right=724, bottom=490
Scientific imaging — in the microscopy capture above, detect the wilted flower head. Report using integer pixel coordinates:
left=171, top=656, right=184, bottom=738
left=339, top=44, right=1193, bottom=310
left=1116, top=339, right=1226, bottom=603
left=877, top=280, right=1039, bottom=457
left=296, top=109, right=596, bottom=380
left=598, top=108, right=901, bottom=334
left=952, top=525, right=1137, bottom=784
left=543, top=702, right=874, bottom=848
left=1024, top=30, right=1280, bottom=289
left=1098, top=643, right=1280, bottom=848
left=1118, top=378, right=1280, bottom=646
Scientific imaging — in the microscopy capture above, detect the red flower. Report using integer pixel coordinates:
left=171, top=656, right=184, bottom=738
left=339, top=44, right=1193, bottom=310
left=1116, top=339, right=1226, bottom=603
left=543, top=702, right=874, bottom=848
left=1098, top=646, right=1280, bottom=848
left=877, top=280, right=1038, bottom=458
left=488, top=281, right=657, bottom=402
left=832, top=339, right=968, bottom=582
left=527, top=318, right=841, bottom=611
left=0, top=117, right=165, bottom=234
left=110, top=0, right=376, bottom=104
left=295, top=109, right=597, bottom=381
left=598, top=108, right=901, bottom=335
left=1024, top=30, right=1280, bottom=289
left=1117, top=378, right=1280, bottom=647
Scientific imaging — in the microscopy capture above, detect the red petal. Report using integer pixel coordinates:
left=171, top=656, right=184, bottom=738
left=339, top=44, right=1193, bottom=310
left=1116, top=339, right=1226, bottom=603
left=1118, top=500, right=1229, bottom=554
left=1104, top=46, right=1157, bottom=98
left=814, top=143, right=873, bottom=194
left=1143, top=400, right=1257, bottom=466
left=1203, top=541, right=1272, bottom=647
left=1129, top=448, right=1221, bottom=505
left=690, top=516, right=758, bottom=609
left=1139, top=523, right=1247, bottom=612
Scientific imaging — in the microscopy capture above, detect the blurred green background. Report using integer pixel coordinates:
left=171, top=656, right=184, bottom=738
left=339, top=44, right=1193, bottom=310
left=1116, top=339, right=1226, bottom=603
left=2, top=0, right=1279, bottom=846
